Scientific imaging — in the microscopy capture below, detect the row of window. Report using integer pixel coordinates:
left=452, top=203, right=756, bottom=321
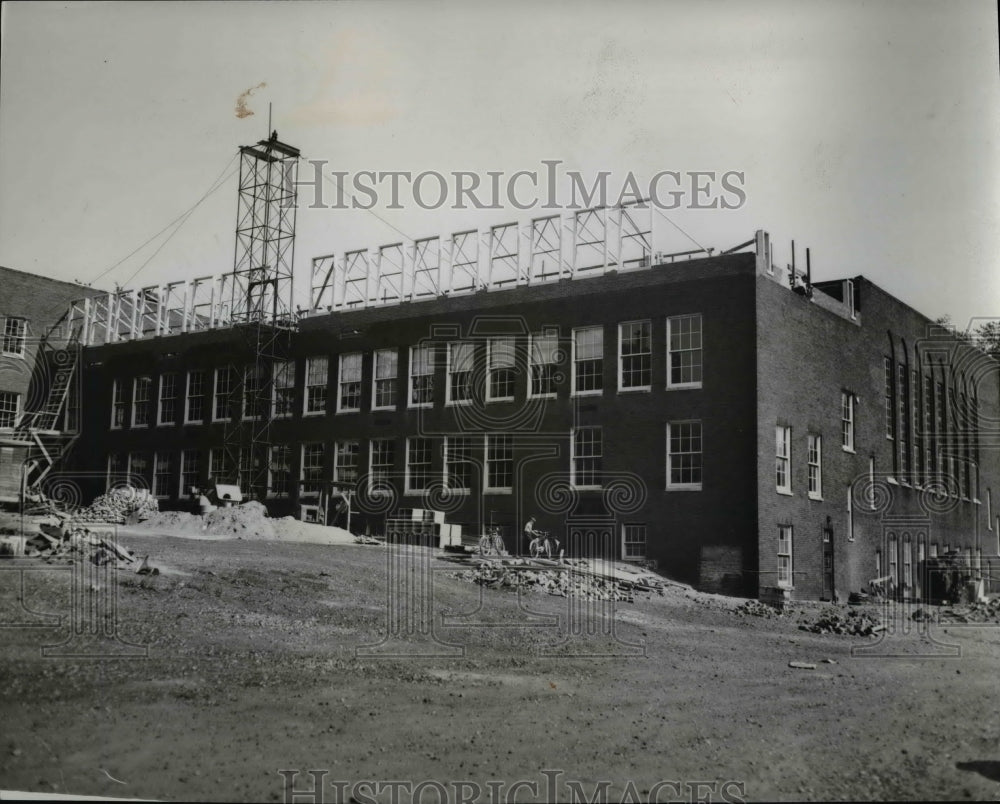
left=109, top=316, right=704, bottom=427
left=106, top=422, right=705, bottom=498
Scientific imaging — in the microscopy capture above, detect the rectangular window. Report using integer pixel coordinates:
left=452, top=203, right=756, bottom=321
left=667, top=420, right=703, bottom=489
left=884, top=357, right=895, bottom=440
left=128, top=451, right=150, bottom=486
left=153, top=452, right=175, bottom=499
left=1, top=317, right=27, bottom=357
left=888, top=535, right=898, bottom=585
left=185, top=371, right=206, bottom=424
left=243, top=364, right=265, bottom=420
left=0, top=392, right=19, bottom=428
left=372, top=349, right=398, bottom=410
left=157, top=373, right=177, bottom=426
left=272, top=360, right=295, bottom=419
left=667, top=314, right=703, bottom=388
left=106, top=452, right=125, bottom=491
left=334, top=440, right=360, bottom=484
left=132, top=376, right=152, bottom=427
left=268, top=445, right=291, bottom=497
left=619, top=320, right=651, bottom=390
left=486, top=433, right=513, bottom=491
left=409, top=345, right=435, bottom=407
left=487, top=337, right=516, bottom=402
left=305, top=356, right=329, bottom=415
left=777, top=525, right=793, bottom=587
left=807, top=434, right=822, bottom=499
left=301, top=443, right=326, bottom=495
left=623, top=524, right=647, bottom=560
left=180, top=449, right=200, bottom=495
left=841, top=392, right=854, bottom=452
left=572, top=326, right=603, bottom=394
left=213, top=367, right=233, bottom=422
left=898, top=363, right=910, bottom=479
left=924, top=375, right=935, bottom=477
left=529, top=331, right=559, bottom=397
left=208, top=447, right=228, bottom=482
left=445, top=435, right=473, bottom=492
left=448, top=342, right=475, bottom=405
left=111, top=380, right=127, bottom=429
left=338, top=353, right=363, bottom=412
left=846, top=485, right=854, bottom=541
left=406, top=437, right=433, bottom=492
left=776, top=426, right=791, bottom=494
left=935, top=380, right=946, bottom=475
left=572, top=427, right=602, bottom=489
left=912, top=369, right=922, bottom=484
left=369, top=439, right=394, bottom=494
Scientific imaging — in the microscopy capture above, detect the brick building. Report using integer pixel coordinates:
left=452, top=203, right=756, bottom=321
left=59, top=237, right=1000, bottom=601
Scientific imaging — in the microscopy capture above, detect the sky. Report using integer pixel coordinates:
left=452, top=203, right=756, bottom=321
left=1, top=0, right=998, bottom=327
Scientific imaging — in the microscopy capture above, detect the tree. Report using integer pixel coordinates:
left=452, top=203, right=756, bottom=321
left=973, top=320, right=1000, bottom=361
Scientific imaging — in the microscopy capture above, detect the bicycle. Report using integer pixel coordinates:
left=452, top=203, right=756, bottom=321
left=528, top=530, right=560, bottom=559
left=477, top=526, right=507, bottom=557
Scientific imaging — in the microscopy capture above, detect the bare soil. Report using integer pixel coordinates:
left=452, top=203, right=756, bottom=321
left=2, top=530, right=999, bottom=802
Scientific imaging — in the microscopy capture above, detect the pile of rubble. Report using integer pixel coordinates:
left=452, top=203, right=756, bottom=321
left=798, top=607, right=883, bottom=636
left=138, top=501, right=277, bottom=539
left=71, top=486, right=159, bottom=525
left=735, top=600, right=785, bottom=618
left=932, top=598, right=1000, bottom=624
left=23, top=521, right=156, bottom=573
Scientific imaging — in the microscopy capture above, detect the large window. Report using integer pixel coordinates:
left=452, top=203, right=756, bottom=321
left=208, top=447, right=228, bottom=482
left=181, top=449, right=200, bottom=495
left=445, top=436, right=474, bottom=492
left=529, top=331, right=559, bottom=397
left=214, top=367, right=233, bottom=422
left=243, top=364, right=265, bottom=420
left=485, top=433, right=513, bottom=491
left=776, top=425, right=791, bottom=494
left=369, top=439, right=394, bottom=494
left=572, top=326, right=603, bottom=394
left=111, top=380, right=127, bottom=429
left=807, top=434, right=822, bottom=499
left=158, top=373, right=177, bottom=426
left=153, top=452, right=175, bottom=499
left=2, top=317, right=27, bottom=357
left=406, top=437, right=433, bottom=492
left=898, top=363, right=910, bottom=479
left=571, top=427, right=602, bottom=489
left=841, top=392, right=854, bottom=452
left=487, top=337, right=516, bottom=402
left=619, top=321, right=651, bottom=391
left=448, top=342, right=475, bottom=405
left=269, top=446, right=291, bottom=497
left=623, top=524, right=647, bottom=560
left=373, top=349, right=398, bottom=410
left=128, top=452, right=150, bottom=485
left=272, top=361, right=295, bottom=418
left=667, top=314, right=703, bottom=388
left=409, top=345, right=435, bottom=407
left=338, top=353, right=363, bottom=413
left=301, top=443, right=326, bottom=495
left=185, top=371, right=206, bottom=424
left=305, top=357, right=329, bottom=415
left=0, top=392, right=19, bottom=428
left=884, top=357, right=895, bottom=440
left=667, top=421, right=703, bottom=489
left=132, top=376, right=152, bottom=427
left=777, top=525, right=793, bottom=587
left=106, top=452, right=125, bottom=490
left=334, top=441, right=360, bottom=484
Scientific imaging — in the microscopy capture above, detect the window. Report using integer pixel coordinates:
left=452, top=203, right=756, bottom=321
left=898, top=363, right=910, bottom=479
left=487, top=337, right=516, bottom=402
left=181, top=450, right=200, bottom=495
left=623, top=524, right=647, bottom=560
left=106, top=453, right=125, bottom=490
left=923, top=375, right=935, bottom=477
left=406, top=437, right=433, bottom=492
left=269, top=445, right=291, bottom=497
left=153, top=452, right=175, bottom=499
left=841, top=392, right=854, bottom=452
left=667, top=420, right=703, bottom=489
left=445, top=435, right=473, bottom=492
left=157, top=373, right=177, bottom=426
left=371, top=349, right=398, bottom=410
left=305, top=356, right=329, bottom=415
left=667, top=314, right=703, bottom=388
left=888, top=535, right=898, bottom=585
left=912, top=369, right=922, bottom=484
left=338, top=353, right=363, bottom=412
left=846, top=485, right=854, bottom=541
left=0, top=392, right=19, bottom=428
left=935, top=380, right=946, bottom=474
left=132, top=377, right=152, bottom=427
left=111, top=380, right=127, bottom=429
left=208, top=447, right=229, bottom=482
left=127, top=452, right=150, bottom=485
left=369, top=439, right=394, bottom=494
left=447, top=342, right=475, bottom=405
left=572, top=326, right=603, bottom=394
left=409, top=345, right=434, bottom=407
left=807, top=434, right=822, bottom=499
left=619, top=321, right=651, bottom=390
left=571, top=427, right=602, bottom=489
left=213, top=367, right=233, bottom=422
left=485, top=433, right=513, bottom=491
left=185, top=371, right=206, bottom=424
left=2, top=317, right=27, bottom=357
left=272, top=361, right=295, bottom=418
left=930, top=543, right=938, bottom=558
left=529, top=331, right=559, bottom=397
left=988, top=489, right=993, bottom=530
left=334, top=441, right=360, bottom=484
left=777, top=525, right=793, bottom=587
left=301, top=443, right=326, bottom=495
left=884, top=357, right=895, bottom=440
left=775, top=426, right=791, bottom=494
left=243, top=364, right=265, bottom=420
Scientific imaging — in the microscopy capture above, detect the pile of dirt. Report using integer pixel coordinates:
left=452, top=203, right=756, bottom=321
left=72, top=486, right=159, bottom=524
left=798, top=607, right=882, bottom=636
left=202, top=501, right=276, bottom=539
left=734, top=600, right=785, bottom=618
left=451, top=560, right=664, bottom=602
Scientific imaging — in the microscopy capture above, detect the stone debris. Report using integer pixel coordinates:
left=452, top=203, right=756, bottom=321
left=71, top=486, right=159, bottom=525
left=23, top=523, right=139, bottom=570
left=798, top=607, right=882, bottom=636
left=735, top=600, right=785, bottom=618
left=931, top=598, right=1000, bottom=624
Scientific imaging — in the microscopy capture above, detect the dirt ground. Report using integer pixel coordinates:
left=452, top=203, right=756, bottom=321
left=2, top=527, right=1000, bottom=802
